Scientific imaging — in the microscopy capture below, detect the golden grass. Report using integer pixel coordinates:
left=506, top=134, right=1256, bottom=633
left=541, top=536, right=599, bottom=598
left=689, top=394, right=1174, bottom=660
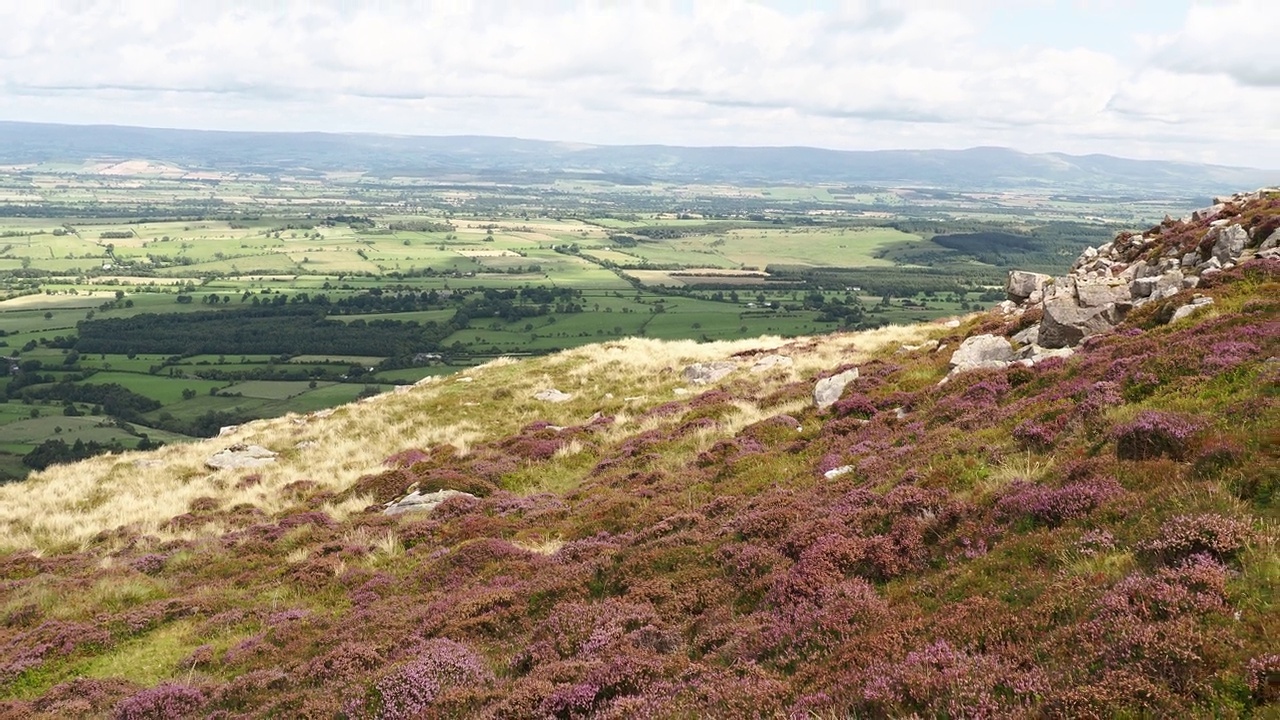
left=0, top=324, right=935, bottom=552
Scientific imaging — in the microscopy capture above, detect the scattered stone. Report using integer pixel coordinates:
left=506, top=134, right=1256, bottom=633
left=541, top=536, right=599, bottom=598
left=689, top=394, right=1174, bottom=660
left=457, top=376, right=474, bottom=383
left=133, top=459, right=165, bottom=468
left=218, top=425, right=238, bottom=437
left=823, top=465, right=853, bottom=480
left=206, top=444, right=277, bottom=471
left=944, top=319, right=961, bottom=328
left=383, top=489, right=477, bottom=516
left=814, top=368, right=860, bottom=410
left=533, top=388, right=573, bottom=403
left=948, top=334, right=1014, bottom=371
left=750, top=354, right=793, bottom=373
left=682, top=361, right=737, bottom=384
left=673, top=388, right=689, bottom=396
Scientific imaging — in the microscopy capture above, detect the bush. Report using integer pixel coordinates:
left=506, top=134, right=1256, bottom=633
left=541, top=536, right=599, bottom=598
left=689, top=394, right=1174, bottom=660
left=112, top=683, right=204, bottom=720
left=1112, top=411, right=1203, bottom=461
left=1142, top=514, right=1253, bottom=565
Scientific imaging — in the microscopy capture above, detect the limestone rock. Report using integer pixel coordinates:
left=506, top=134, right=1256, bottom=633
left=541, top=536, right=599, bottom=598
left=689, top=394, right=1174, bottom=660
left=1006, top=270, right=1052, bottom=302
left=814, top=368, right=859, bottom=409
left=682, top=361, right=737, bottom=385
left=206, top=444, right=277, bottom=470
left=533, top=388, right=573, bottom=403
left=948, top=334, right=1014, bottom=371
left=383, top=489, right=477, bottom=516
left=823, top=465, right=853, bottom=480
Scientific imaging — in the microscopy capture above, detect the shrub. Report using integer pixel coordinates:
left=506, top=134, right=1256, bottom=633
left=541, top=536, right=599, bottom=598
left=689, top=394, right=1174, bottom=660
left=859, top=640, right=1046, bottom=717
left=997, top=478, right=1123, bottom=527
left=1142, top=514, right=1253, bottom=565
left=1247, top=654, right=1280, bottom=704
left=1112, top=411, right=1204, bottom=461
left=356, top=638, right=494, bottom=719
left=112, top=683, right=204, bottom=720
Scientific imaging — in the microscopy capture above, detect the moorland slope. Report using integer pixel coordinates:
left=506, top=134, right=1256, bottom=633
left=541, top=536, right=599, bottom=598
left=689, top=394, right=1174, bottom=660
left=0, top=191, right=1277, bottom=718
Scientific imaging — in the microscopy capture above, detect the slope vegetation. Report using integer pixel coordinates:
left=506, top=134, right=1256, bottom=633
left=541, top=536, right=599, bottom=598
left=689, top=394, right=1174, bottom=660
left=0, top=194, right=1277, bottom=718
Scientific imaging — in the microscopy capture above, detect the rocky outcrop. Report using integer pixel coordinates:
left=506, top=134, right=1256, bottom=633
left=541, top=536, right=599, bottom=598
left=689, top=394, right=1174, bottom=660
left=1003, top=188, right=1278, bottom=348
left=814, top=368, right=859, bottom=409
left=682, top=361, right=737, bottom=385
left=533, top=389, right=573, bottom=403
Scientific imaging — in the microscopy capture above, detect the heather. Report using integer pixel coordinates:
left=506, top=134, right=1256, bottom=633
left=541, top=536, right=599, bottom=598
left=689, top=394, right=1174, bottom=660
left=0, top=198, right=1277, bottom=717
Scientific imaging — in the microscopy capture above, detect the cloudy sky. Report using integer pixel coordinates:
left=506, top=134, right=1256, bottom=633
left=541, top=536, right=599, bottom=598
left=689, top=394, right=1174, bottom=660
left=2, top=0, right=1278, bottom=168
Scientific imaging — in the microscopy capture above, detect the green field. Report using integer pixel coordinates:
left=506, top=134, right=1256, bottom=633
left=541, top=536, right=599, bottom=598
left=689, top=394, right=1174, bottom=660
left=0, top=165, right=1137, bottom=480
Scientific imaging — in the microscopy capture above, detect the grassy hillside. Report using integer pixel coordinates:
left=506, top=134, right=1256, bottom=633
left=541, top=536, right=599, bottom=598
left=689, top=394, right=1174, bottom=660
left=0, top=199, right=1276, bottom=717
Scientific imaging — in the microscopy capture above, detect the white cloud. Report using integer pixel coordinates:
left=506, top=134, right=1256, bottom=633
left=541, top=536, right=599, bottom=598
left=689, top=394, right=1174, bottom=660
left=0, top=0, right=1277, bottom=168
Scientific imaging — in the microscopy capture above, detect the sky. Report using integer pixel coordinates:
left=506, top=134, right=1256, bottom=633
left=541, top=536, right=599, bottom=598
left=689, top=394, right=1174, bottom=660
left=1, top=0, right=1278, bottom=168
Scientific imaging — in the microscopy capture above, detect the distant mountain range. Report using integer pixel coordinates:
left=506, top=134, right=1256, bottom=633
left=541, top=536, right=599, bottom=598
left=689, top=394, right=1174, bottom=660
left=1, top=120, right=1273, bottom=194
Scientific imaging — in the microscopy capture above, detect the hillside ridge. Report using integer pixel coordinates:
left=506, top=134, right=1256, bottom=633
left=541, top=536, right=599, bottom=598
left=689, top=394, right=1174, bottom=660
left=0, top=190, right=1276, bottom=718
left=2, top=120, right=1275, bottom=193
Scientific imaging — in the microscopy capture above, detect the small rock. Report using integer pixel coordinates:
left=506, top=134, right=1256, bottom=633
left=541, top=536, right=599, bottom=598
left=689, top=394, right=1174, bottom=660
left=823, top=465, right=853, bottom=480
left=750, top=355, right=793, bottom=373
left=206, top=444, right=277, bottom=471
left=814, top=368, right=860, bottom=410
left=1007, top=270, right=1054, bottom=303
left=682, top=361, right=737, bottom=384
left=384, top=489, right=477, bottom=516
left=1011, top=325, right=1040, bottom=346
left=533, top=388, right=573, bottom=403
left=1260, top=229, right=1280, bottom=252
left=218, top=425, right=238, bottom=437
left=457, top=377, right=474, bottom=383
left=949, top=334, right=1014, bottom=370
left=1171, top=298, right=1213, bottom=322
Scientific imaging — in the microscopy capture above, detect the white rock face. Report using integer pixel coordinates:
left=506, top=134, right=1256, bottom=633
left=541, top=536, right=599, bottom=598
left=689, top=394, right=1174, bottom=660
left=533, top=388, right=573, bottom=403
left=813, top=368, right=860, bottom=410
